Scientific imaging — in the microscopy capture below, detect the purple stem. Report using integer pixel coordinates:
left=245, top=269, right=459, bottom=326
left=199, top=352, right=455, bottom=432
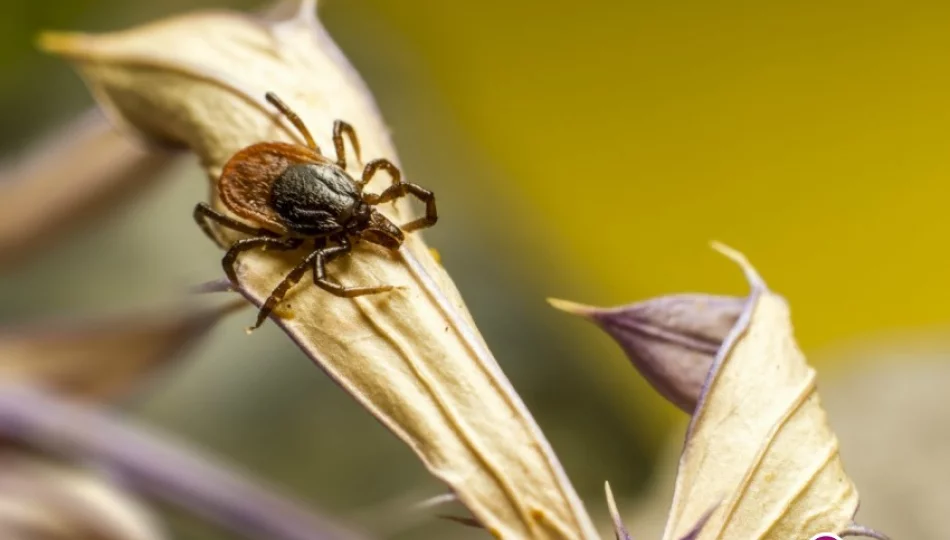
left=0, top=383, right=365, bottom=540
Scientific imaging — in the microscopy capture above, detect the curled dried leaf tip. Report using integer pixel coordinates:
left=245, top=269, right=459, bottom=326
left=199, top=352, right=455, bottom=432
left=41, top=2, right=598, bottom=537
left=659, top=243, right=881, bottom=540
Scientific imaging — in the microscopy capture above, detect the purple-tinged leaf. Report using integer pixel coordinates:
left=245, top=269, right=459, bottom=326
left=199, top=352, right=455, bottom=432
left=548, top=294, right=745, bottom=413
left=0, top=299, right=244, bottom=402
left=0, top=107, right=180, bottom=269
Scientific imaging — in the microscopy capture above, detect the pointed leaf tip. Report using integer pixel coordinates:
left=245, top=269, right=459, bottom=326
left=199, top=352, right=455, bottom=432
left=546, top=297, right=597, bottom=317
left=36, top=31, right=86, bottom=56
left=604, top=481, right=632, bottom=540
left=710, top=241, right=766, bottom=290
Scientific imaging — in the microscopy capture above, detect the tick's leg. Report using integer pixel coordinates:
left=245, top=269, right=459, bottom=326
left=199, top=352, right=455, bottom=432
left=252, top=237, right=393, bottom=329
left=333, top=120, right=362, bottom=170
left=313, top=237, right=395, bottom=297
left=252, top=248, right=314, bottom=330
left=363, top=183, right=438, bottom=232
left=265, top=92, right=320, bottom=154
left=358, top=158, right=400, bottom=188
left=193, top=202, right=275, bottom=248
left=222, top=236, right=302, bottom=285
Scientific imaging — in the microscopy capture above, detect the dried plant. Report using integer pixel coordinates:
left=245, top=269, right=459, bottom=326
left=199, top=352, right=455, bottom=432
left=0, top=0, right=895, bottom=539
left=553, top=245, right=889, bottom=540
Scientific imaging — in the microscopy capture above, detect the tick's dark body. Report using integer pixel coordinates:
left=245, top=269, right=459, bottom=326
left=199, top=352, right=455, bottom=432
left=193, top=92, right=437, bottom=331
left=271, top=163, right=369, bottom=236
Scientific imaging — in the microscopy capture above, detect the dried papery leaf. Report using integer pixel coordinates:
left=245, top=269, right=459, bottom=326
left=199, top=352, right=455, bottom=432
left=0, top=299, right=243, bottom=402
left=0, top=451, right=166, bottom=540
left=0, top=383, right=364, bottom=540
left=0, top=107, right=179, bottom=268
left=549, top=295, right=743, bottom=413
left=39, top=3, right=598, bottom=538
left=660, top=244, right=862, bottom=540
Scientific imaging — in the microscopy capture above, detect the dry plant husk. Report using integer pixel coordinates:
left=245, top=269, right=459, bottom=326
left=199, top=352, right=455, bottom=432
left=38, top=2, right=598, bottom=537
left=561, top=245, right=868, bottom=539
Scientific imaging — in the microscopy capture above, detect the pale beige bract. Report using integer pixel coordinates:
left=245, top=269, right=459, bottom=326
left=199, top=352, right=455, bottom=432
left=660, top=244, right=859, bottom=540
left=38, top=2, right=599, bottom=538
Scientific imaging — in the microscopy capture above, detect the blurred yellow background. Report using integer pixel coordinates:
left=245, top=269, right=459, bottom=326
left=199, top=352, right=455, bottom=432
left=1, top=0, right=948, bottom=538
left=373, top=0, right=950, bottom=343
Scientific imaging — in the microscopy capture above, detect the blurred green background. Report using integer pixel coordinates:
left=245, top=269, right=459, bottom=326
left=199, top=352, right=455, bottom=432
left=1, top=0, right=949, bottom=538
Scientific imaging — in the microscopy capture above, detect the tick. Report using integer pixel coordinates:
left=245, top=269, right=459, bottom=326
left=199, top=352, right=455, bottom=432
left=194, top=92, right=438, bottom=330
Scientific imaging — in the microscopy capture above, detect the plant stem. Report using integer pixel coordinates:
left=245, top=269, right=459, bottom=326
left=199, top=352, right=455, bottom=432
left=0, top=383, right=365, bottom=540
